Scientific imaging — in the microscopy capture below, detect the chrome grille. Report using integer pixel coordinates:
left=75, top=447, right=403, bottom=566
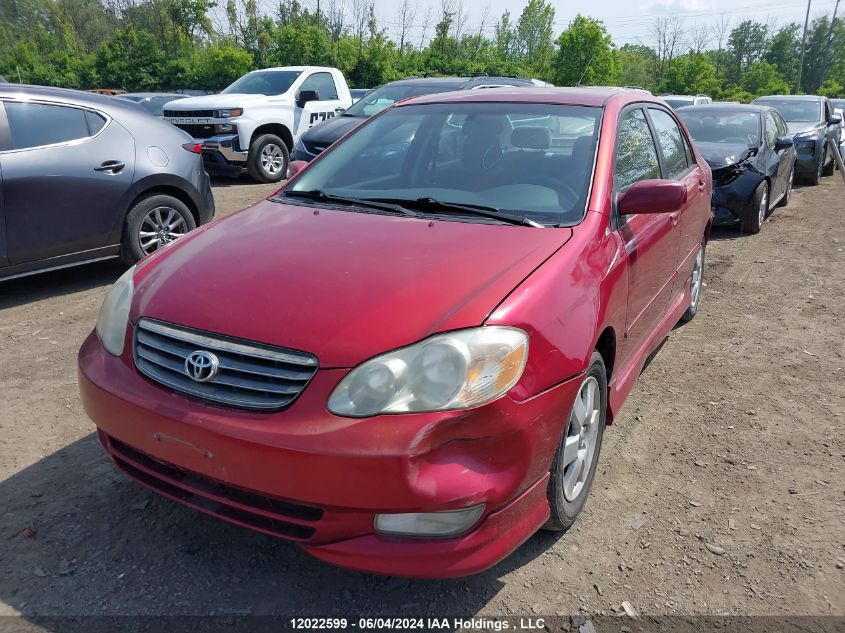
left=133, top=318, right=318, bottom=411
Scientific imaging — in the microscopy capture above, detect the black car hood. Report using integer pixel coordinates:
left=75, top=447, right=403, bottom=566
left=301, top=114, right=366, bottom=146
left=696, top=141, right=756, bottom=168
left=787, top=121, right=822, bottom=137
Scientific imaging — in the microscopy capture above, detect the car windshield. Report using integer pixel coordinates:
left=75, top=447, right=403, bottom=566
left=283, top=102, right=602, bottom=227
left=222, top=71, right=302, bottom=95
left=344, top=83, right=463, bottom=118
left=678, top=110, right=761, bottom=145
left=755, top=99, right=820, bottom=122
left=664, top=98, right=694, bottom=109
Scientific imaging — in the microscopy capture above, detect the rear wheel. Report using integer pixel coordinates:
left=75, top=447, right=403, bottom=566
left=679, top=240, right=705, bottom=323
left=247, top=134, right=289, bottom=183
left=543, top=352, right=607, bottom=532
left=743, top=181, right=768, bottom=235
left=122, top=194, right=196, bottom=264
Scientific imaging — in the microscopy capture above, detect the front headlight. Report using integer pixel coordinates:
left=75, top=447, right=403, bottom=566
left=218, top=108, right=243, bottom=118
left=328, top=327, right=528, bottom=417
left=95, top=266, right=135, bottom=356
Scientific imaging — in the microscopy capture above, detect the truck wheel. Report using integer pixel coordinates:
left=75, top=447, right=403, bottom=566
left=122, top=194, right=196, bottom=264
left=543, top=352, right=607, bottom=532
left=743, top=180, right=768, bottom=235
left=247, top=134, right=289, bottom=183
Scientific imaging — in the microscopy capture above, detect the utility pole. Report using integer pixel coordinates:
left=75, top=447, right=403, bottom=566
left=796, top=0, right=812, bottom=93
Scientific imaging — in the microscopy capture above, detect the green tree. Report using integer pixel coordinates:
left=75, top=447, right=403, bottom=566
left=554, top=15, right=616, bottom=86
left=660, top=52, right=719, bottom=96
left=726, top=20, right=768, bottom=83
left=740, top=61, right=790, bottom=97
left=515, top=0, right=555, bottom=78
left=616, top=44, right=657, bottom=91
left=192, top=42, right=253, bottom=90
left=764, top=24, right=800, bottom=88
left=95, top=26, right=166, bottom=90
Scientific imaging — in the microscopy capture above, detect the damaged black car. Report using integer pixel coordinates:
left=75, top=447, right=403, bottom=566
left=678, top=104, right=796, bottom=234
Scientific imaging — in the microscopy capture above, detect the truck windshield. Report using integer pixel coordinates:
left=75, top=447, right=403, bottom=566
left=222, top=71, right=302, bottom=95
left=755, top=99, right=820, bottom=123
left=284, top=102, right=602, bottom=227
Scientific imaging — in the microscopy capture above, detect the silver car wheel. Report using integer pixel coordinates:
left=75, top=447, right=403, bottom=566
left=261, top=144, right=284, bottom=175
left=690, top=244, right=704, bottom=310
left=561, top=376, right=601, bottom=502
left=758, top=184, right=768, bottom=226
left=138, top=206, right=188, bottom=254
left=785, top=168, right=793, bottom=202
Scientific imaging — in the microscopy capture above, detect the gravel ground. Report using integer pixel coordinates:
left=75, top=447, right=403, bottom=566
left=0, top=173, right=843, bottom=625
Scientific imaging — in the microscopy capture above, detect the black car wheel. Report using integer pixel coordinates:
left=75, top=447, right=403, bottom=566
left=543, top=352, right=607, bottom=532
left=807, top=146, right=825, bottom=185
left=247, top=134, right=289, bottom=183
left=777, top=166, right=794, bottom=208
left=122, top=194, right=197, bottom=264
left=822, top=142, right=835, bottom=176
left=743, top=181, right=768, bottom=234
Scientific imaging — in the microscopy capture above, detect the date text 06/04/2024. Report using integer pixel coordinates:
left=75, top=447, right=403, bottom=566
left=289, top=617, right=548, bottom=631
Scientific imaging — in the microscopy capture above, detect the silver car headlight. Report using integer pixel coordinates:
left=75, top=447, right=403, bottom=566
left=328, top=327, right=529, bottom=417
left=95, top=266, right=135, bottom=356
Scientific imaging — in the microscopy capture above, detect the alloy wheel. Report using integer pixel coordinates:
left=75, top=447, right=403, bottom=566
left=758, top=185, right=768, bottom=227
left=561, top=376, right=601, bottom=502
left=261, top=144, right=285, bottom=175
left=138, top=206, right=188, bottom=254
left=689, top=245, right=704, bottom=311
left=785, top=168, right=793, bottom=203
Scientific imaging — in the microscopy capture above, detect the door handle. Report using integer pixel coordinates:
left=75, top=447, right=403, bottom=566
left=95, top=160, right=125, bottom=174
left=698, top=179, right=706, bottom=193
left=334, top=107, right=346, bottom=114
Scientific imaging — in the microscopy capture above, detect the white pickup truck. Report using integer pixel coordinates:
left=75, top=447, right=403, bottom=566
left=163, top=66, right=353, bottom=182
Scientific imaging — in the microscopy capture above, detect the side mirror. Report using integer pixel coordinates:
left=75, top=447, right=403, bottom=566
left=296, top=89, right=319, bottom=108
left=774, top=136, right=794, bottom=150
left=828, top=114, right=842, bottom=125
left=618, top=179, right=687, bottom=216
left=287, top=160, right=309, bottom=179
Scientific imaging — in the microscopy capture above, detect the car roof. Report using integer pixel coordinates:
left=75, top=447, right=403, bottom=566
left=397, top=86, right=652, bottom=108
left=0, top=83, right=163, bottom=118
left=384, top=76, right=537, bottom=89
left=754, top=94, right=824, bottom=101
left=121, top=92, right=186, bottom=98
left=677, top=103, right=769, bottom=113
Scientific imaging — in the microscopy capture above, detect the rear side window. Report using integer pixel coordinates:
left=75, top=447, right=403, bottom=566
left=300, top=72, right=339, bottom=100
left=86, top=110, right=107, bottom=134
left=648, top=107, right=690, bottom=179
left=764, top=111, right=779, bottom=147
left=6, top=102, right=91, bottom=150
left=615, top=108, right=660, bottom=190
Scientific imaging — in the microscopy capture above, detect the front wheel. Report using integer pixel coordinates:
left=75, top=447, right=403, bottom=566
left=806, top=147, right=825, bottom=185
left=822, top=143, right=835, bottom=176
left=679, top=240, right=705, bottom=323
left=743, top=180, right=768, bottom=234
left=247, top=134, right=289, bottom=183
left=543, top=352, right=608, bottom=532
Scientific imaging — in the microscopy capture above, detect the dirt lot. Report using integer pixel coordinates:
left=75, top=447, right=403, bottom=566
left=0, top=173, right=843, bottom=624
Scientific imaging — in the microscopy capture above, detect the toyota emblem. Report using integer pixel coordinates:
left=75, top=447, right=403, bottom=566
left=185, top=350, right=220, bottom=382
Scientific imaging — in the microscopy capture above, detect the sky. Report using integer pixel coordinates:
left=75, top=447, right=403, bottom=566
left=359, top=0, right=837, bottom=48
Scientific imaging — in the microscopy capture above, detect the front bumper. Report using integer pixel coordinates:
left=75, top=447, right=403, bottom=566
left=710, top=170, right=762, bottom=225
left=78, top=331, right=580, bottom=577
left=195, top=134, right=248, bottom=165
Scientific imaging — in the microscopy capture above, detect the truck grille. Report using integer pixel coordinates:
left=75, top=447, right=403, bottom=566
left=163, top=109, right=216, bottom=118
left=173, top=123, right=217, bottom=138
left=133, top=318, right=319, bottom=412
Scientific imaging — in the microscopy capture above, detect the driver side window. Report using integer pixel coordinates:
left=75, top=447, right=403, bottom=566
left=299, top=73, right=338, bottom=101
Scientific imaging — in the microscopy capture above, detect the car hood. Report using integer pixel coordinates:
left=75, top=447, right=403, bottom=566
left=695, top=141, right=755, bottom=168
left=131, top=200, right=571, bottom=368
left=163, top=93, right=285, bottom=110
left=302, top=115, right=365, bottom=146
left=787, top=121, right=822, bottom=137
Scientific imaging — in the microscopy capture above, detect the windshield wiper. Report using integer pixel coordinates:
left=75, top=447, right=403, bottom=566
left=371, top=197, right=544, bottom=228
left=282, top=190, right=421, bottom=217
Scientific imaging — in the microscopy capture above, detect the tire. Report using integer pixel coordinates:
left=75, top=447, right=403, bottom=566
left=543, top=351, right=608, bottom=532
left=806, top=146, right=825, bottom=186
left=679, top=239, right=705, bottom=323
left=822, top=143, right=835, bottom=176
left=121, top=194, right=196, bottom=265
left=246, top=134, right=289, bottom=183
left=777, top=165, right=794, bottom=208
left=743, top=180, right=768, bottom=235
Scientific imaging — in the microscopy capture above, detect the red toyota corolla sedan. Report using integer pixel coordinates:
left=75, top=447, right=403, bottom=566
left=79, top=88, right=711, bottom=578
